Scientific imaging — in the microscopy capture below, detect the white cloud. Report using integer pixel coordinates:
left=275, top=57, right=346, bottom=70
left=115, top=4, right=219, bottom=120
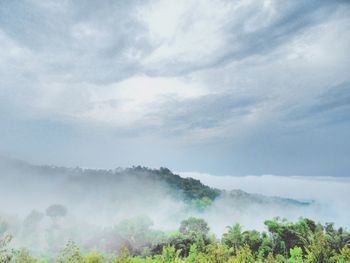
left=139, top=0, right=232, bottom=69
left=75, top=75, right=209, bottom=127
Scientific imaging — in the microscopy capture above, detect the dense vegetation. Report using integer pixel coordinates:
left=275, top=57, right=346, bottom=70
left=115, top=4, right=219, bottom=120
left=1, top=216, right=349, bottom=262
left=123, top=166, right=221, bottom=203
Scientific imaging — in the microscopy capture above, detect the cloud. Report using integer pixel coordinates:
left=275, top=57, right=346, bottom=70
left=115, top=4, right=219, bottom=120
left=138, top=0, right=346, bottom=75
left=76, top=75, right=209, bottom=128
left=286, top=81, right=350, bottom=126
left=0, top=0, right=350, bottom=174
left=138, top=0, right=230, bottom=73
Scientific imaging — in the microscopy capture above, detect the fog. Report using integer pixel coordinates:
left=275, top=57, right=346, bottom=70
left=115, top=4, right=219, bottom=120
left=180, top=172, right=350, bottom=230
left=0, top=156, right=349, bottom=257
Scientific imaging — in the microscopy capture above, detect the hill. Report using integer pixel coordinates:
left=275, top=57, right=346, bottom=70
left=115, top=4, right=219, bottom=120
left=0, top=156, right=310, bottom=211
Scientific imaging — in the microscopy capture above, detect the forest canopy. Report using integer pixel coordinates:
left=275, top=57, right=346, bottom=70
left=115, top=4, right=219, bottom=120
left=1, top=216, right=349, bottom=262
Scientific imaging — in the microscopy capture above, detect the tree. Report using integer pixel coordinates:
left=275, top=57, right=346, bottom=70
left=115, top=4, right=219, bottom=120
left=325, top=223, right=350, bottom=253
left=222, top=223, right=243, bottom=255
left=167, top=232, right=195, bottom=257
left=257, top=232, right=273, bottom=260
left=191, top=197, right=213, bottom=212
left=163, top=217, right=210, bottom=257
left=231, top=244, right=255, bottom=263
left=114, top=216, right=165, bottom=256
left=161, top=245, right=182, bottom=263
left=12, top=248, right=38, bottom=263
left=204, top=243, right=231, bottom=263
left=305, top=232, right=334, bottom=263
left=0, top=234, right=12, bottom=263
left=23, top=210, right=44, bottom=229
left=45, top=204, right=68, bottom=252
left=264, top=218, right=314, bottom=257
left=242, top=230, right=263, bottom=257
left=334, top=246, right=350, bottom=263
left=179, top=217, right=209, bottom=238
left=46, top=204, right=67, bottom=220
left=57, top=240, right=83, bottom=263
left=84, top=252, right=104, bottom=263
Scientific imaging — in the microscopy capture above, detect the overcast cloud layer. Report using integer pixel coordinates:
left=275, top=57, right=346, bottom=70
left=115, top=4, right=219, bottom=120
left=1, top=0, right=350, bottom=176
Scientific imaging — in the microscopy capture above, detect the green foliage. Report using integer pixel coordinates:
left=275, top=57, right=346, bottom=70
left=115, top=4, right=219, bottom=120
left=222, top=223, right=243, bottom=255
left=305, top=231, right=334, bottom=263
left=57, top=240, right=84, bottom=263
left=166, top=232, right=194, bottom=257
left=161, top=245, right=181, bottom=263
left=325, top=223, right=350, bottom=253
left=242, top=230, right=263, bottom=256
left=185, top=243, right=203, bottom=263
left=85, top=252, right=105, bottom=263
left=264, top=218, right=316, bottom=257
left=231, top=244, right=255, bottom=263
left=334, top=246, right=350, bottom=263
left=257, top=233, right=273, bottom=260
left=12, top=249, right=38, bottom=263
left=114, top=247, right=133, bottom=263
left=0, top=217, right=349, bottom=263
left=191, top=197, right=213, bottom=212
left=203, top=243, right=231, bottom=263
left=162, top=217, right=211, bottom=257
left=126, top=167, right=221, bottom=202
left=115, top=216, right=166, bottom=256
left=179, top=217, right=209, bottom=238
left=289, top=247, right=303, bottom=263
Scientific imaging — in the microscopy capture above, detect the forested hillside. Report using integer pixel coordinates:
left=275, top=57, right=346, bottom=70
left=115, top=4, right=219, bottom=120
left=0, top=156, right=309, bottom=210
left=1, top=157, right=341, bottom=262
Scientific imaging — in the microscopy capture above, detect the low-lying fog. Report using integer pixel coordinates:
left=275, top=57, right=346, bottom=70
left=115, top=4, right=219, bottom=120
left=180, top=172, right=350, bottom=230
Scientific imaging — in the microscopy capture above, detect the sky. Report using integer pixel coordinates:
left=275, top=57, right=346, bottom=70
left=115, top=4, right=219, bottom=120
left=0, top=0, right=350, bottom=176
